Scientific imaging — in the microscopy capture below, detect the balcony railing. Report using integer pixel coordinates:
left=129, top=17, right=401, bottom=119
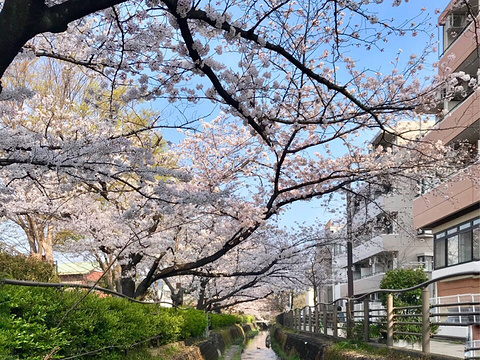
left=441, top=1, right=480, bottom=55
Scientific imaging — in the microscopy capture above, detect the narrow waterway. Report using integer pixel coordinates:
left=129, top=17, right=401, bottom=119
left=241, top=330, right=279, bottom=360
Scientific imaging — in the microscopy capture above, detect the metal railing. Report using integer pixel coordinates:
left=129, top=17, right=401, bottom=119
left=276, top=271, right=480, bottom=359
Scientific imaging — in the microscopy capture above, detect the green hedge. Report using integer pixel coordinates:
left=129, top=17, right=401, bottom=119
left=0, top=285, right=253, bottom=360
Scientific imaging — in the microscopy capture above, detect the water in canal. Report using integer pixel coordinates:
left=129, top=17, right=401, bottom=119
left=241, top=330, right=279, bottom=360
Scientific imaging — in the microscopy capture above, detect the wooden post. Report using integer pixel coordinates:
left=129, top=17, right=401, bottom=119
left=346, top=298, right=353, bottom=339
left=333, top=303, right=338, bottom=337
left=296, top=308, right=300, bottom=330
left=363, top=297, right=370, bottom=342
left=315, top=304, right=320, bottom=333
left=387, top=294, right=394, bottom=347
left=422, top=288, right=431, bottom=354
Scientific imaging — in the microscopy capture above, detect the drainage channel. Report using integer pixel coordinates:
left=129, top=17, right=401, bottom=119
left=241, top=330, right=279, bottom=360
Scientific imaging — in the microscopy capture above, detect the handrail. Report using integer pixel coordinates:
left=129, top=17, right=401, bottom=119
left=278, top=270, right=480, bottom=358
left=307, top=271, right=480, bottom=306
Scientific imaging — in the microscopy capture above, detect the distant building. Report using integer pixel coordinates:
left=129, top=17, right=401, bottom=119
left=332, top=121, right=434, bottom=301
left=414, top=0, right=479, bottom=342
left=57, top=262, right=103, bottom=286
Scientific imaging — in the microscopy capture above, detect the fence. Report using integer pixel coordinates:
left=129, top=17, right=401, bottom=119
left=276, top=271, right=480, bottom=359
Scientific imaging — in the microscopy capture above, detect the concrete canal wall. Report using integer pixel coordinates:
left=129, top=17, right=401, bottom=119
left=271, top=326, right=463, bottom=360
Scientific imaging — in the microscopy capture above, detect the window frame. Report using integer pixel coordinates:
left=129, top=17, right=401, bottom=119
left=434, top=218, right=480, bottom=270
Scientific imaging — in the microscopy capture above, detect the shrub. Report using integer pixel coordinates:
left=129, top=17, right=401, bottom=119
left=0, top=285, right=255, bottom=360
left=210, top=313, right=241, bottom=329
left=0, top=252, right=57, bottom=282
left=240, top=314, right=256, bottom=324
left=379, top=268, right=429, bottom=343
left=379, top=268, right=427, bottom=308
left=176, top=308, right=207, bottom=338
left=0, top=285, right=182, bottom=359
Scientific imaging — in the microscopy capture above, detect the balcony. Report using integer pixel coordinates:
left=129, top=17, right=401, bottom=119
left=440, top=0, right=479, bottom=54
left=413, top=165, right=480, bottom=229
left=350, top=191, right=412, bottom=227
left=352, top=234, right=398, bottom=263
left=423, top=92, right=479, bottom=144
left=352, top=272, right=385, bottom=294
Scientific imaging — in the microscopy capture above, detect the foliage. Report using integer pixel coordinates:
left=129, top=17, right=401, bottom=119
left=240, top=314, right=256, bottom=324
left=176, top=308, right=207, bottom=338
left=0, top=285, right=253, bottom=360
left=0, top=252, right=57, bottom=282
left=379, top=268, right=429, bottom=343
left=0, top=0, right=476, bottom=311
left=352, top=320, right=382, bottom=341
left=379, top=268, right=428, bottom=308
left=210, top=313, right=242, bottom=329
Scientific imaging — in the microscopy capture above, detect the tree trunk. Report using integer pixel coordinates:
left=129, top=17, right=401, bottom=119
left=120, top=264, right=136, bottom=298
left=12, top=214, right=54, bottom=263
left=43, top=225, right=54, bottom=263
left=120, top=276, right=136, bottom=298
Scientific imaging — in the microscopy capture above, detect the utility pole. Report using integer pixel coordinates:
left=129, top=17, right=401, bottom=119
left=346, top=185, right=354, bottom=339
left=346, top=187, right=354, bottom=298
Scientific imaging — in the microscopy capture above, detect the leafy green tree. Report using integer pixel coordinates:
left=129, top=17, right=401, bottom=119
left=379, top=268, right=429, bottom=342
left=380, top=268, right=428, bottom=308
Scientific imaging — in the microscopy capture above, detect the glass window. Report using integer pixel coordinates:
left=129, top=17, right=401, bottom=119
left=459, top=232, right=472, bottom=263
left=434, top=218, right=479, bottom=268
left=474, top=228, right=480, bottom=260
left=435, top=239, right=446, bottom=268
left=447, top=228, right=458, bottom=235
left=447, top=235, right=459, bottom=266
left=459, top=222, right=471, bottom=230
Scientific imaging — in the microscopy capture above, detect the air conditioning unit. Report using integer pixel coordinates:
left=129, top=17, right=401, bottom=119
left=446, top=13, right=468, bottom=34
left=416, top=228, right=433, bottom=240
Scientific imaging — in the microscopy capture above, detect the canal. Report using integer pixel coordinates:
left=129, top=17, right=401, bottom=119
left=241, top=330, right=279, bottom=360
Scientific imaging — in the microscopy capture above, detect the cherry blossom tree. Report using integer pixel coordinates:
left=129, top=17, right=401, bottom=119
left=0, top=0, right=477, bottom=303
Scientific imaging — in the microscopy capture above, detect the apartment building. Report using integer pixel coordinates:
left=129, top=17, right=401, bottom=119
left=413, top=0, right=479, bottom=341
left=332, top=121, right=434, bottom=301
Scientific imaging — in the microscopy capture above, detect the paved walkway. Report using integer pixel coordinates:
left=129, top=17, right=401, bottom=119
left=300, top=327, right=466, bottom=359
left=394, top=339, right=465, bottom=359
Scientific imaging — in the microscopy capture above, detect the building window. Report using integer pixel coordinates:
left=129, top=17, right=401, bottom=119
left=435, top=239, right=446, bottom=268
left=474, top=228, right=480, bottom=259
left=434, top=218, right=479, bottom=269
left=459, top=231, right=472, bottom=263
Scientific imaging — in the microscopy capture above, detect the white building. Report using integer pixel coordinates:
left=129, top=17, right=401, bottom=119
left=332, top=121, right=434, bottom=300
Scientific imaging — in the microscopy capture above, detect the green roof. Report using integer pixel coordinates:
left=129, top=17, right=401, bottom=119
left=57, top=262, right=100, bottom=275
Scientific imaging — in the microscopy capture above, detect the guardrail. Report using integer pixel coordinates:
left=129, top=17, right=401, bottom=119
left=276, top=271, right=480, bottom=359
